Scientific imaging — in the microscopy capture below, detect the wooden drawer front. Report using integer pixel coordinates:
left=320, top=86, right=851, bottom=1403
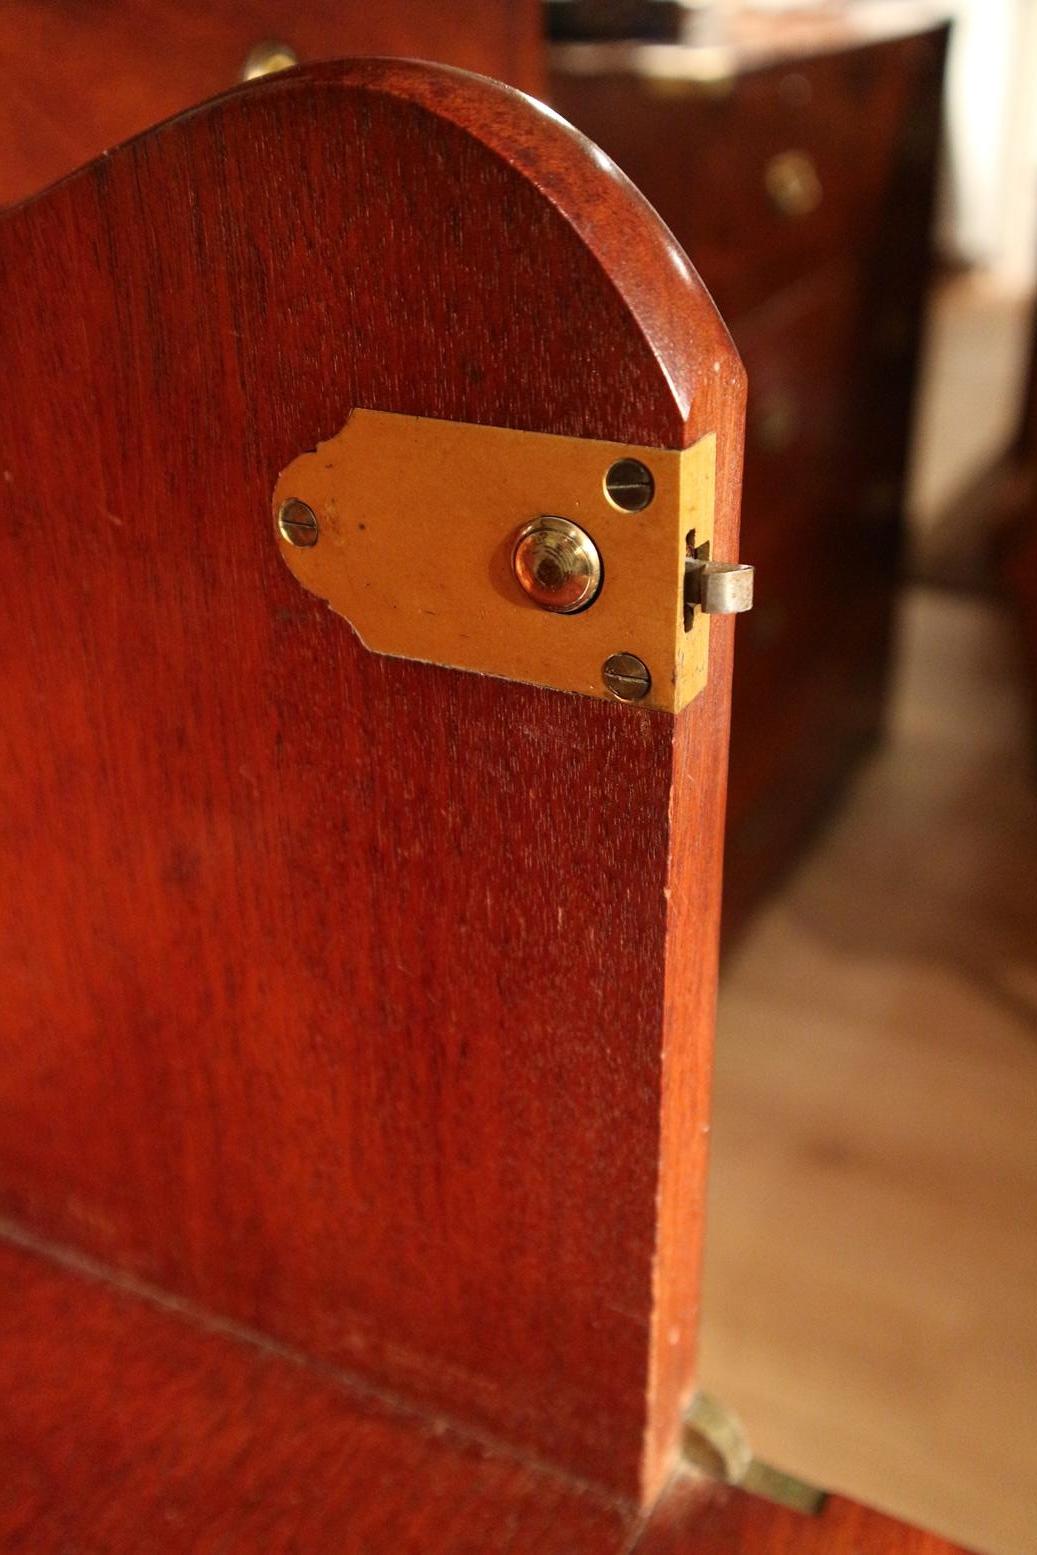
left=732, top=261, right=871, bottom=709
left=550, top=28, right=945, bottom=318
left=736, top=261, right=862, bottom=548
left=724, top=256, right=899, bottom=892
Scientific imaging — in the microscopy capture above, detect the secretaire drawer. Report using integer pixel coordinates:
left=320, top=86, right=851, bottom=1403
left=550, top=28, right=945, bottom=318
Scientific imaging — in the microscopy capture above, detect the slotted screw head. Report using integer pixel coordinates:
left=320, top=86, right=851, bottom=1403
left=278, top=498, right=319, bottom=547
left=602, top=652, right=651, bottom=703
left=604, top=458, right=655, bottom=512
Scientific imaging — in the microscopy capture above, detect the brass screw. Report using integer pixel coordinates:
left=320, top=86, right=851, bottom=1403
left=277, top=498, right=319, bottom=547
left=604, top=459, right=655, bottom=512
left=602, top=652, right=651, bottom=702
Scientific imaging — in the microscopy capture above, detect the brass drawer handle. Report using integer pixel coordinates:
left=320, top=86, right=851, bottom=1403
left=241, top=41, right=298, bottom=81
left=764, top=150, right=822, bottom=218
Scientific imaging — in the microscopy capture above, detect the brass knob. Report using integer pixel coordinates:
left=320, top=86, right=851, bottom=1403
left=512, top=517, right=602, bottom=614
left=764, top=150, right=822, bottom=219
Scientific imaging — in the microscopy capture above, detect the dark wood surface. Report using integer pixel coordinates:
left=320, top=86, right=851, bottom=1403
left=550, top=20, right=948, bottom=935
left=0, top=0, right=543, bottom=205
left=1000, top=292, right=1037, bottom=707
left=0, top=1233, right=973, bottom=1554
left=0, top=1234, right=630, bottom=1554
left=0, top=60, right=744, bottom=1503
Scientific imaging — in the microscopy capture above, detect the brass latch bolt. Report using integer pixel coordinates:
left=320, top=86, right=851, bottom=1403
left=685, top=558, right=755, bottom=616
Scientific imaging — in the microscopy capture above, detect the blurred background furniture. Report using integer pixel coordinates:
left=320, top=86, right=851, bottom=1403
left=551, top=8, right=950, bottom=937
left=1000, top=301, right=1037, bottom=707
left=0, top=0, right=544, bottom=204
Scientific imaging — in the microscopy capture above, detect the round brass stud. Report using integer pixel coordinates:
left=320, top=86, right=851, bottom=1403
left=512, top=516, right=602, bottom=614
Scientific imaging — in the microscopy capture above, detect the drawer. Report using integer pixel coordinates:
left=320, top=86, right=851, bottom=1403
left=723, top=640, right=883, bottom=940
left=726, top=260, right=900, bottom=825
left=550, top=28, right=946, bottom=317
left=735, top=258, right=863, bottom=554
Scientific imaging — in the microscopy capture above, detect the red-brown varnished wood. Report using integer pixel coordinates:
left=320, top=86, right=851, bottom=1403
left=0, top=1235, right=973, bottom=1554
left=0, top=1235, right=632, bottom=1554
left=0, top=62, right=744, bottom=1502
left=0, top=0, right=544, bottom=204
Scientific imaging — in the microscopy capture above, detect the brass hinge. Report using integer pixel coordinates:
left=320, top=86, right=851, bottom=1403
left=682, top=1391, right=827, bottom=1515
left=273, top=410, right=752, bottom=713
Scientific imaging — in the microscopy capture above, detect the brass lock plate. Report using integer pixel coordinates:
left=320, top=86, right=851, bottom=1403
left=273, top=410, right=718, bottom=713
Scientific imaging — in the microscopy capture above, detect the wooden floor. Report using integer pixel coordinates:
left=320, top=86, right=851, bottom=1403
left=701, top=586, right=1037, bottom=1555
left=908, top=273, right=1033, bottom=546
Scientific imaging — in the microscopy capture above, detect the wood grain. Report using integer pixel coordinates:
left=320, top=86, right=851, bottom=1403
left=0, top=1234, right=973, bottom=1553
left=0, top=61, right=744, bottom=1502
left=0, top=1235, right=631, bottom=1554
left=0, top=0, right=544, bottom=204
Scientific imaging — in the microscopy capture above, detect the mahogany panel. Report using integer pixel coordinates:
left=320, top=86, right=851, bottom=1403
left=0, top=0, right=544, bottom=204
left=0, top=1235, right=632, bottom=1554
left=0, top=62, right=744, bottom=1501
left=0, top=1233, right=973, bottom=1554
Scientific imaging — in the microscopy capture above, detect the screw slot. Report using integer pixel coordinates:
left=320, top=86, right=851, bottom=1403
left=278, top=498, right=319, bottom=548
left=602, top=652, right=651, bottom=702
left=604, top=459, right=655, bottom=512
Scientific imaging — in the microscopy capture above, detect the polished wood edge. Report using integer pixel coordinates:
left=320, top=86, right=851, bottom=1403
left=3, top=56, right=741, bottom=451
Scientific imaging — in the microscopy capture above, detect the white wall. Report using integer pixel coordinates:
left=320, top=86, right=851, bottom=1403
left=940, top=0, right=1037, bottom=285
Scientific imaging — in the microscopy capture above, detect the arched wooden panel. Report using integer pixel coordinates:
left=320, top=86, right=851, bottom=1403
left=0, top=60, right=744, bottom=1501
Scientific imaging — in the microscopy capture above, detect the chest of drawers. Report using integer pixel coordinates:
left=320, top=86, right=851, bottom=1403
left=552, top=10, right=949, bottom=935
